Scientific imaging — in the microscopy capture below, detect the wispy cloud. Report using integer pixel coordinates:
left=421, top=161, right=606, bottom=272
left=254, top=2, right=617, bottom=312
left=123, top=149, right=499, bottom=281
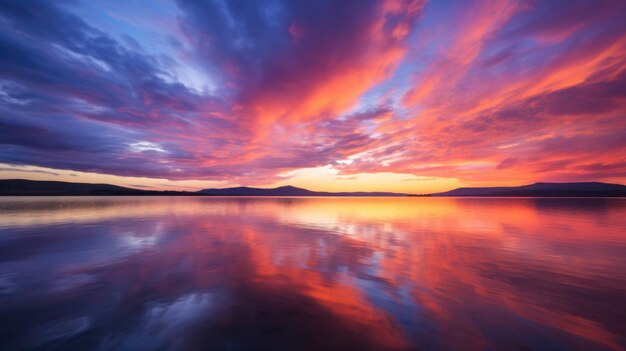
left=0, top=167, right=60, bottom=176
left=0, top=0, right=624, bottom=188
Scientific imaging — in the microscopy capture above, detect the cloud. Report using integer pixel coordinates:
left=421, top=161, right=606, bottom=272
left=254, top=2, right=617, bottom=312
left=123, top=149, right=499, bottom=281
left=0, top=0, right=624, bottom=186
left=0, top=167, right=60, bottom=176
left=496, top=157, right=518, bottom=170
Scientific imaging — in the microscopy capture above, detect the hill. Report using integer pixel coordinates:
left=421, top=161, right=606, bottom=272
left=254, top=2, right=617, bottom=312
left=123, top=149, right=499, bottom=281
left=433, top=182, right=626, bottom=197
left=0, top=180, right=407, bottom=196
left=3, top=179, right=625, bottom=197
left=0, top=179, right=190, bottom=195
left=197, top=185, right=407, bottom=196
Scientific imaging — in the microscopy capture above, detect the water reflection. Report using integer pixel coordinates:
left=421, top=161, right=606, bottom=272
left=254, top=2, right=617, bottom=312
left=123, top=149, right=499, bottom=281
left=0, top=197, right=625, bottom=350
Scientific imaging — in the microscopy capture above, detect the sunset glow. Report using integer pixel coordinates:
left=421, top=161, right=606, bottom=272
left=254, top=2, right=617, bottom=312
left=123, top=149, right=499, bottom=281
left=1, top=0, right=625, bottom=191
left=2, top=196, right=625, bottom=349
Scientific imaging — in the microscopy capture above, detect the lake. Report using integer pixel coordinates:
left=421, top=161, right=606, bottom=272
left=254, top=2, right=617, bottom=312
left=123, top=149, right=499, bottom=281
left=0, top=196, right=625, bottom=350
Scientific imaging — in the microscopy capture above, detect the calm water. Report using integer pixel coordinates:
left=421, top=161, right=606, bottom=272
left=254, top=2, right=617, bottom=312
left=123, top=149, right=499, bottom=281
left=0, top=197, right=625, bottom=351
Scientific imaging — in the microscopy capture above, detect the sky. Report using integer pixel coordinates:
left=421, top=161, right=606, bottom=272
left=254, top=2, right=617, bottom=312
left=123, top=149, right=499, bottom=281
left=0, top=0, right=625, bottom=193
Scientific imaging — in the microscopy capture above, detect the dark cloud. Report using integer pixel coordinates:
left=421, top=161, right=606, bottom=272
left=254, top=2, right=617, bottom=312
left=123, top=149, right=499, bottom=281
left=0, top=0, right=624, bottom=185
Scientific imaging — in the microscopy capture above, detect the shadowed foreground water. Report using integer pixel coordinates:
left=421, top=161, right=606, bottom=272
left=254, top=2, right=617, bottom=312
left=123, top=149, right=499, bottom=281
left=0, top=196, right=625, bottom=350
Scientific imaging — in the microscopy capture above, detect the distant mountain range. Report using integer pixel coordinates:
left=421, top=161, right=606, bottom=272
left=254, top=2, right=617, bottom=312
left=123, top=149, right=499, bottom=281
left=433, top=182, right=626, bottom=197
left=0, top=180, right=407, bottom=196
left=197, top=185, right=406, bottom=196
left=0, top=179, right=187, bottom=196
left=1, top=179, right=625, bottom=197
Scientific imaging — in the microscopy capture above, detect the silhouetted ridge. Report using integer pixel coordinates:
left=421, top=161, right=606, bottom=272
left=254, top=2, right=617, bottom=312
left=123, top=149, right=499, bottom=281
left=197, top=185, right=406, bottom=196
left=433, top=182, right=626, bottom=197
left=3, top=179, right=624, bottom=197
left=0, top=179, right=190, bottom=196
left=0, top=180, right=408, bottom=196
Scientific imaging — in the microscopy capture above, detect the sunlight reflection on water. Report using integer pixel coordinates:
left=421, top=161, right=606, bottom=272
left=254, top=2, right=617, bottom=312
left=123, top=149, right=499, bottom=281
left=0, top=196, right=625, bottom=350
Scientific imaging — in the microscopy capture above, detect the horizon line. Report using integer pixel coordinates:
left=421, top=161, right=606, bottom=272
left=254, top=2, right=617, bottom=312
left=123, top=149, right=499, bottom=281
left=2, top=178, right=626, bottom=195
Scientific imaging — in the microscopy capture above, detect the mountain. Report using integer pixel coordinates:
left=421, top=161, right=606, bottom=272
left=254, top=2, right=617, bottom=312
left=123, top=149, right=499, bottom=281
left=197, top=185, right=407, bottom=196
left=0, top=179, right=191, bottom=195
left=433, top=182, right=626, bottom=197
left=0, top=180, right=407, bottom=196
left=198, top=185, right=316, bottom=196
left=3, top=179, right=625, bottom=197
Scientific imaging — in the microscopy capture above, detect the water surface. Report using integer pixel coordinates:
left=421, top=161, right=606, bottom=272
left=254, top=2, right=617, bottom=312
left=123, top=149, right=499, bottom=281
left=0, top=196, right=625, bottom=350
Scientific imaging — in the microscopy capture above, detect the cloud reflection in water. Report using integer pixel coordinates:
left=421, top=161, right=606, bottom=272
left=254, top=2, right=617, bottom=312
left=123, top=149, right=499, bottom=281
left=0, top=197, right=625, bottom=350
